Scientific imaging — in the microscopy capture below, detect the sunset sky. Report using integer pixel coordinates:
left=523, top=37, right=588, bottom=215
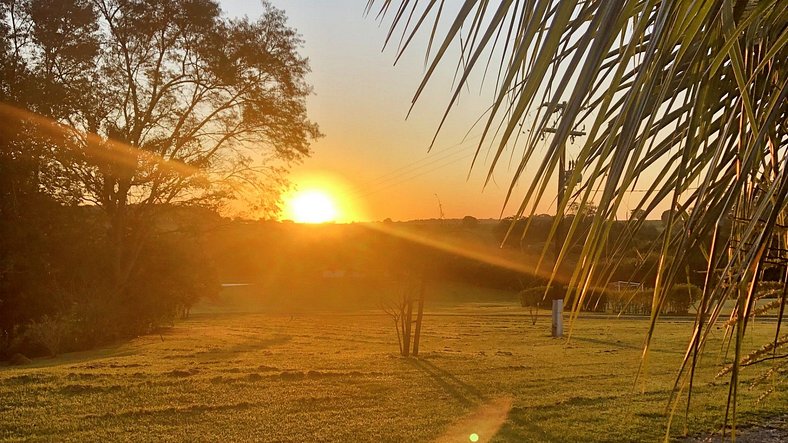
left=221, top=1, right=581, bottom=222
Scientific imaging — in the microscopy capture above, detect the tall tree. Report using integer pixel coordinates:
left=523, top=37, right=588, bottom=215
left=2, top=0, right=320, bottom=294
left=370, top=0, right=788, bottom=431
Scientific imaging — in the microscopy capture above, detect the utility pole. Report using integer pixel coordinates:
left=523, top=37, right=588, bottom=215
left=541, top=102, right=586, bottom=338
left=551, top=141, right=566, bottom=338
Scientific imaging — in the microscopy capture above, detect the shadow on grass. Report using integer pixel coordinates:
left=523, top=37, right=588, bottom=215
left=407, top=359, right=487, bottom=406
left=569, top=335, right=642, bottom=350
left=0, top=325, right=199, bottom=371
left=0, top=342, right=134, bottom=372
left=1, top=328, right=292, bottom=372
left=493, top=406, right=561, bottom=441
left=571, top=335, right=686, bottom=356
left=208, top=334, right=292, bottom=358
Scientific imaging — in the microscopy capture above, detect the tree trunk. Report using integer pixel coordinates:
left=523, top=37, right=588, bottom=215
left=411, top=278, right=426, bottom=356
left=402, top=298, right=413, bottom=357
left=105, top=176, right=144, bottom=299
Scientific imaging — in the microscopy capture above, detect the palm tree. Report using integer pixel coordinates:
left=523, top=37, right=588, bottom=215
left=368, top=0, right=788, bottom=435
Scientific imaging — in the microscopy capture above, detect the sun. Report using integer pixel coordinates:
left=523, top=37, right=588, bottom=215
left=285, top=189, right=338, bottom=223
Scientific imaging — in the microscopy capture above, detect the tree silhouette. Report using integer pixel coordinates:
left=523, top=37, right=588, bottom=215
left=2, top=0, right=320, bottom=294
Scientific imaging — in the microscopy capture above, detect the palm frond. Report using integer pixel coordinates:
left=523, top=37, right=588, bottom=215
left=370, top=0, right=788, bottom=434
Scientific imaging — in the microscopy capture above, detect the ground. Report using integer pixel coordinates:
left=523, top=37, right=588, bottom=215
left=1, top=304, right=786, bottom=442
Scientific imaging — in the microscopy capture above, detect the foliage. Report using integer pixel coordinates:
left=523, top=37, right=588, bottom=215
left=203, top=220, right=545, bottom=297
left=369, top=0, right=787, bottom=430
left=1, top=0, right=318, bottom=282
left=518, top=286, right=572, bottom=308
left=461, top=215, right=478, bottom=228
left=0, top=207, right=221, bottom=358
left=126, top=227, right=221, bottom=323
left=1, top=1, right=316, bottom=356
left=605, top=284, right=701, bottom=316
left=665, top=283, right=702, bottom=315
left=518, top=287, right=547, bottom=308
left=5, top=0, right=319, bottom=209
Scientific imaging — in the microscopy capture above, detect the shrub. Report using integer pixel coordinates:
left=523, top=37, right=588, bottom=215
left=606, top=289, right=653, bottom=315
left=8, top=312, right=82, bottom=357
left=574, top=287, right=608, bottom=313
left=521, top=286, right=609, bottom=312
left=126, top=234, right=220, bottom=326
left=9, top=353, right=32, bottom=366
left=604, top=284, right=701, bottom=315
left=23, top=315, right=67, bottom=356
left=519, top=287, right=549, bottom=307
left=757, top=281, right=782, bottom=299
left=664, top=283, right=701, bottom=315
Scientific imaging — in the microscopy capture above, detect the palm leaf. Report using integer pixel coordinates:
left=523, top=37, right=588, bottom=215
left=371, top=0, right=788, bottom=436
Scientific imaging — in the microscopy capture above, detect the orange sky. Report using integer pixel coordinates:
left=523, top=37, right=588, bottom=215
left=217, top=0, right=540, bottom=222
left=221, top=1, right=657, bottom=223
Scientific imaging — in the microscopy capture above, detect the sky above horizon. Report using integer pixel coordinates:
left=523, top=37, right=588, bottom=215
left=219, top=1, right=580, bottom=222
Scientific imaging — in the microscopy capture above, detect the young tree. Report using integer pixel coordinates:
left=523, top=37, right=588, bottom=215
left=2, top=0, right=320, bottom=295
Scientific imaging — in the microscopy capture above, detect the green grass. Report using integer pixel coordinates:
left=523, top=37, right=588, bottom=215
left=1, top=304, right=786, bottom=442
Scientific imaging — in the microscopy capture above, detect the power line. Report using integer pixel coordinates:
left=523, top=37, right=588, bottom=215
left=345, top=134, right=484, bottom=201
left=358, top=133, right=482, bottom=188
left=350, top=149, right=479, bottom=201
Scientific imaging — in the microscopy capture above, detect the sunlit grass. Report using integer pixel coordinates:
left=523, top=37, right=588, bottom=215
left=1, top=304, right=785, bottom=441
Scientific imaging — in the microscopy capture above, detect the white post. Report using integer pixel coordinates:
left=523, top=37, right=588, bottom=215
left=551, top=299, right=563, bottom=338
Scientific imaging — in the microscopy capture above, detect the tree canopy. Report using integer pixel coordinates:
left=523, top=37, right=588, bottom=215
left=1, top=0, right=319, bottom=351
left=4, top=0, right=319, bottom=212
left=3, top=0, right=320, bottom=285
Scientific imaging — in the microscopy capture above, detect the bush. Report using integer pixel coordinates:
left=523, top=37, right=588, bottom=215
left=126, top=234, right=220, bottom=325
left=607, top=289, right=653, bottom=315
left=0, top=206, right=221, bottom=362
left=574, top=287, right=608, bottom=313
left=757, top=281, right=782, bottom=299
left=519, top=287, right=549, bottom=307
left=604, top=284, right=701, bottom=315
left=664, top=283, right=701, bottom=315
left=518, top=284, right=699, bottom=315
left=7, top=312, right=80, bottom=357
left=23, top=315, right=67, bottom=356
left=9, top=353, right=32, bottom=366
left=521, top=286, right=608, bottom=312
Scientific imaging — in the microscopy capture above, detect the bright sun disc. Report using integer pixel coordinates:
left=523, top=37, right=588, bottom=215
left=287, top=190, right=338, bottom=223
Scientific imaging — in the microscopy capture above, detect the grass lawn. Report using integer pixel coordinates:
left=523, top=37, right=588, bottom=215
left=1, top=303, right=786, bottom=442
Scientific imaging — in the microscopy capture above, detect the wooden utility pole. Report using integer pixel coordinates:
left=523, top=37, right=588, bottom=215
left=553, top=143, right=566, bottom=338
left=542, top=102, right=586, bottom=338
left=556, top=141, right=566, bottom=262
